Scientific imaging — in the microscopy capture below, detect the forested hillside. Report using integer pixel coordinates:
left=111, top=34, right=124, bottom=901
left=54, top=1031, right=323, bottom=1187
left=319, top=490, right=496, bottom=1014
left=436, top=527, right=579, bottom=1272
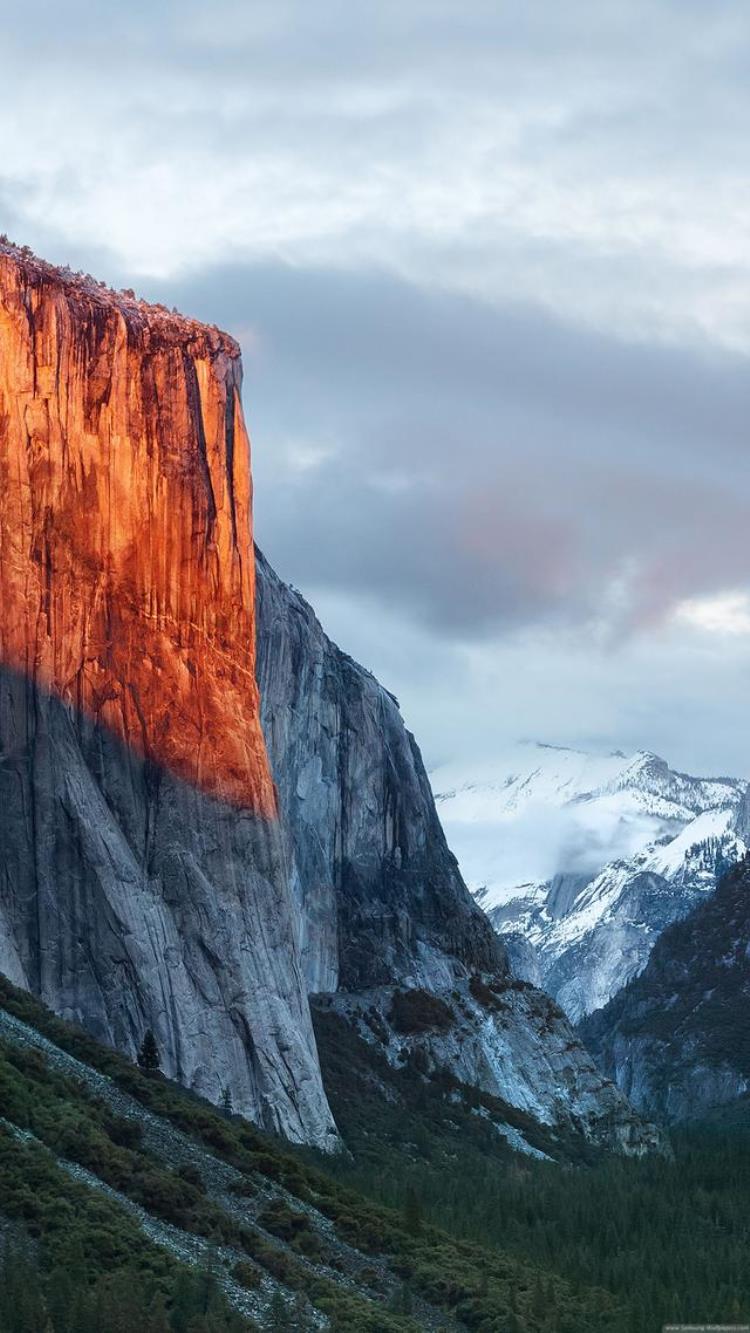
left=2, top=971, right=749, bottom=1331
left=0, top=975, right=621, bottom=1333
left=309, top=1006, right=750, bottom=1333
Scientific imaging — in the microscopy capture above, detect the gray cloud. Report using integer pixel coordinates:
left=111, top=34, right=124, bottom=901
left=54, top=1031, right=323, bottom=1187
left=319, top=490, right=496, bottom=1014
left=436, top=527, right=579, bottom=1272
left=3, top=3, right=750, bottom=343
left=2, top=2, right=750, bottom=779
left=153, top=261, right=750, bottom=638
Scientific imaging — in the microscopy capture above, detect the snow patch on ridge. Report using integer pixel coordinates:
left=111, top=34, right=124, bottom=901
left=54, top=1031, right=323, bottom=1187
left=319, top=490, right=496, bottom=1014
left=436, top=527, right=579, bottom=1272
left=431, top=743, right=748, bottom=1021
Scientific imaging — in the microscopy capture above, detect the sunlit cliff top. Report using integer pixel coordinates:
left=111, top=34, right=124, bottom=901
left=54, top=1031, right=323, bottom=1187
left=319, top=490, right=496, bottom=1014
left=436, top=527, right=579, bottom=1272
left=0, top=236, right=240, bottom=359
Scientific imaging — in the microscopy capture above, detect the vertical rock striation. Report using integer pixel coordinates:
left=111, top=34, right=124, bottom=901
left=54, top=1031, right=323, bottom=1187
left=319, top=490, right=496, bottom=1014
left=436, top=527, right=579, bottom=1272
left=0, top=242, right=337, bottom=1148
left=255, top=548, right=502, bottom=995
left=0, top=242, right=275, bottom=814
left=255, top=552, right=662, bottom=1154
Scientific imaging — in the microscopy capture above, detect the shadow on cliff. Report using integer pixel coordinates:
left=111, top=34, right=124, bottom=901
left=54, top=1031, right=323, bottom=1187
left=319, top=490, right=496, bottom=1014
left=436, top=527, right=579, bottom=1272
left=255, top=545, right=506, bottom=996
left=0, top=661, right=338, bottom=1148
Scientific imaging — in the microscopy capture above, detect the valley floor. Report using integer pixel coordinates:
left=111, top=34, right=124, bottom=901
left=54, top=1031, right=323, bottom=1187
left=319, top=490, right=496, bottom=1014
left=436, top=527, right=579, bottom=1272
left=308, top=1005, right=750, bottom=1333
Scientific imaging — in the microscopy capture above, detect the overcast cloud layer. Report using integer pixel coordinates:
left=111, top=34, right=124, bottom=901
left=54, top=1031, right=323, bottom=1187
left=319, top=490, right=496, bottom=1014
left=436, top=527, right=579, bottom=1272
left=2, top=1, right=749, bottom=778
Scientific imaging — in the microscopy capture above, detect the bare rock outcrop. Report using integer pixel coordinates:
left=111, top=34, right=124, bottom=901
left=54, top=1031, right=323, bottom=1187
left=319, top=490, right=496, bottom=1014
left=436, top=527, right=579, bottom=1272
left=0, top=242, right=337, bottom=1148
left=255, top=552, right=663, bottom=1154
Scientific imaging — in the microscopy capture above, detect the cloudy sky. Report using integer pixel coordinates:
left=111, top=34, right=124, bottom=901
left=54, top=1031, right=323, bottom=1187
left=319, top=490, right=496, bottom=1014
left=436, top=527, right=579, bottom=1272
left=2, top=1, right=750, bottom=778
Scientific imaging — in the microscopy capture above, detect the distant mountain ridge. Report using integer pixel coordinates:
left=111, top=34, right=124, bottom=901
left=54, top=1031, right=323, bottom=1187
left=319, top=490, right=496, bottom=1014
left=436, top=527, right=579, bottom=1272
left=432, top=743, right=748, bottom=1021
left=581, top=855, right=750, bottom=1122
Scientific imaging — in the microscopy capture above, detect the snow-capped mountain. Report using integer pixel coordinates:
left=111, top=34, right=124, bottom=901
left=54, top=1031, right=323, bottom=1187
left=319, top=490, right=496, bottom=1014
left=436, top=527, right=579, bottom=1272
left=432, top=744, right=748, bottom=1022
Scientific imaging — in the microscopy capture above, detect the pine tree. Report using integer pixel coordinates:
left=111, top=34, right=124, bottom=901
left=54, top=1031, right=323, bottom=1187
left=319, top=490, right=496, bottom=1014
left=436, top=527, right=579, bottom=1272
left=403, top=1184, right=423, bottom=1235
left=0, top=1243, right=49, bottom=1333
left=137, top=1028, right=160, bottom=1073
left=221, top=1085, right=233, bottom=1118
left=268, top=1289, right=289, bottom=1330
left=146, top=1294, right=171, bottom=1333
left=44, top=1265, right=76, bottom=1333
left=291, top=1293, right=312, bottom=1330
left=169, top=1271, right=196, bottom=1333
left=531, top=1273, right=547, bottom=1323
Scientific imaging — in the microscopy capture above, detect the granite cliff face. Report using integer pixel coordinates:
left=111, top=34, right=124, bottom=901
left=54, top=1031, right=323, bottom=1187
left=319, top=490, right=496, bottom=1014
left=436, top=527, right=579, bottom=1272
left=255, top=549, right=501, bottom=995
left=0, top=241, right=659, bottom=1158
left=581, top=856, right=750, bottom=1123
left=255, top=554, right=662, bottom=1155
left=0, top=242, right=275, bottom=815
left=0, top=242, right=336, bottom=1148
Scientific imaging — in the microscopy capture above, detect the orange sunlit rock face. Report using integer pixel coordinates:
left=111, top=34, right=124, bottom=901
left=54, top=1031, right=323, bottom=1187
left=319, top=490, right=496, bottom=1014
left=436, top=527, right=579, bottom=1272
left=0, top=242, right=277, bottom=816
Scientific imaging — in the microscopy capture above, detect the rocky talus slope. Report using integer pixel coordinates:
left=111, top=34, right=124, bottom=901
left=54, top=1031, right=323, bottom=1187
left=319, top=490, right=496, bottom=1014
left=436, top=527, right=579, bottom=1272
left=581, top=856, right=750, bottom=1122
left=0, top=242, right=334, bottom=1147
